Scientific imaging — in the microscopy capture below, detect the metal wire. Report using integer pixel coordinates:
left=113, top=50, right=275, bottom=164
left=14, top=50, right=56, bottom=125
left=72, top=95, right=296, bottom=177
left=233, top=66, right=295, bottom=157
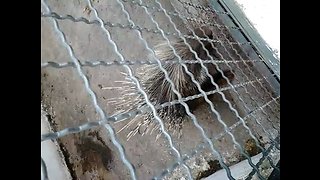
left=154, top=96, right=279, bottom=179
left=179, top=0, right=229, bottom=15
left=122, top=0, right=240, bottom=30
left=208, top=0, right=280, bottom=77
left=132, top=0, right=242, bottom=178
left=151, top=0, right=267, bottom=178
left=41, top=75, right=273, bottom=142
left=109, top=0, right=194, bottom=177
left=41, top=59, right=263, bottom=68
left=178, top=0, right=280, bottom=74
left=184, top=0, right=280, bottom=99
left=180, top=0, right=275, bottom=143
left=41, top=0, right=137, bottom=179
left=246, top=135, right=280, bottom=180
left=181, top=0, right=280, bottom=177
left=41, top=11, right=251, bottom=45
left=176, top=0, right=280, bottom=171
left=191, top=0, right=280, bottom=134
left=179, top=0, right=280, bottom=150
left=174, top=0, right=279, bottom=172
left=178, top=0, right=280, bottom=135
left=41, top=0, right=279, bottom=179
left=42, top=13, right=280, bottom=142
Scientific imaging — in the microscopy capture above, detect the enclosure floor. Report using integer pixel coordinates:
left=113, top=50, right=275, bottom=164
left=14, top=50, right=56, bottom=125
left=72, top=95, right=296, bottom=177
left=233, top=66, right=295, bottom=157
left=41, top=0, right=278, bottom=179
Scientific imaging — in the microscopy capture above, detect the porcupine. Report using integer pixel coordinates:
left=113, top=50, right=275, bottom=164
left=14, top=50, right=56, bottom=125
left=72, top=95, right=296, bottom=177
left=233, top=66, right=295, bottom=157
left=112, top=26, right=235, bottom=140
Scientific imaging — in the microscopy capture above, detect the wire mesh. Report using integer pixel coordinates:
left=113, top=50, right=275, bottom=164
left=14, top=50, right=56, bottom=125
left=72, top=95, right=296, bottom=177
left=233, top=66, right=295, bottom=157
left=41, top=0, right=280, bottom=179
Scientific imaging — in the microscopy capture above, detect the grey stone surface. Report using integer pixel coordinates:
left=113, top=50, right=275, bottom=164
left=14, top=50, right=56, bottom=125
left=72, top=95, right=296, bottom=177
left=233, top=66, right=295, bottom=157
left=41, top=0, right=279, bottom=179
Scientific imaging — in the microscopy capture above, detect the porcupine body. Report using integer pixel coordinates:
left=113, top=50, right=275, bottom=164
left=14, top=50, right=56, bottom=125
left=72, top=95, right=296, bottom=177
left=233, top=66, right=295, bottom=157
left=113, top=27, right=234, bottom=139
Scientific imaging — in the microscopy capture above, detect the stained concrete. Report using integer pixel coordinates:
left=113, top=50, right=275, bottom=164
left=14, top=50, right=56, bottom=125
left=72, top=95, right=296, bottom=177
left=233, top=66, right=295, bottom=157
left=41, top=0, right=280, bottom=179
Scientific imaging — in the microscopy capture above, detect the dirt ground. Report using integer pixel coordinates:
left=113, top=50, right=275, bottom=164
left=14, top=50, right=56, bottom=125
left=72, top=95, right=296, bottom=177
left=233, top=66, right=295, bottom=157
left=41, top=0, right=280, bottom=179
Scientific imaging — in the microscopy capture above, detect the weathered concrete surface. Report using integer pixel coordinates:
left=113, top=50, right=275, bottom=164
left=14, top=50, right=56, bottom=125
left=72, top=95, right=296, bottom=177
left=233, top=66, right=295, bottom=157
left=41, top=105, right=72, bottom=180
left=41, top=0, right=280, bottom=179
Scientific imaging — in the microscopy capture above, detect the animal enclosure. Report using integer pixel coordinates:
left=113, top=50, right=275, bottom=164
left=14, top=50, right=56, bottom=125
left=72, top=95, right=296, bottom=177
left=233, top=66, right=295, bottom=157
left=41, top=0, right=280, bottom=179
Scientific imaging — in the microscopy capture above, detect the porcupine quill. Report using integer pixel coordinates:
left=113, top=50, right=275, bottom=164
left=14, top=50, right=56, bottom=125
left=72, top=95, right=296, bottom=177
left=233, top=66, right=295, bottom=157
left=108, top=26, right=235, bottom=140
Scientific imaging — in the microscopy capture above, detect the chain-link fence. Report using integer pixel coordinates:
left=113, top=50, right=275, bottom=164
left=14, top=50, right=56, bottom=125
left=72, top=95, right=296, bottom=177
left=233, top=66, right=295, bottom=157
left=41, top=0, right=280, bottom=179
